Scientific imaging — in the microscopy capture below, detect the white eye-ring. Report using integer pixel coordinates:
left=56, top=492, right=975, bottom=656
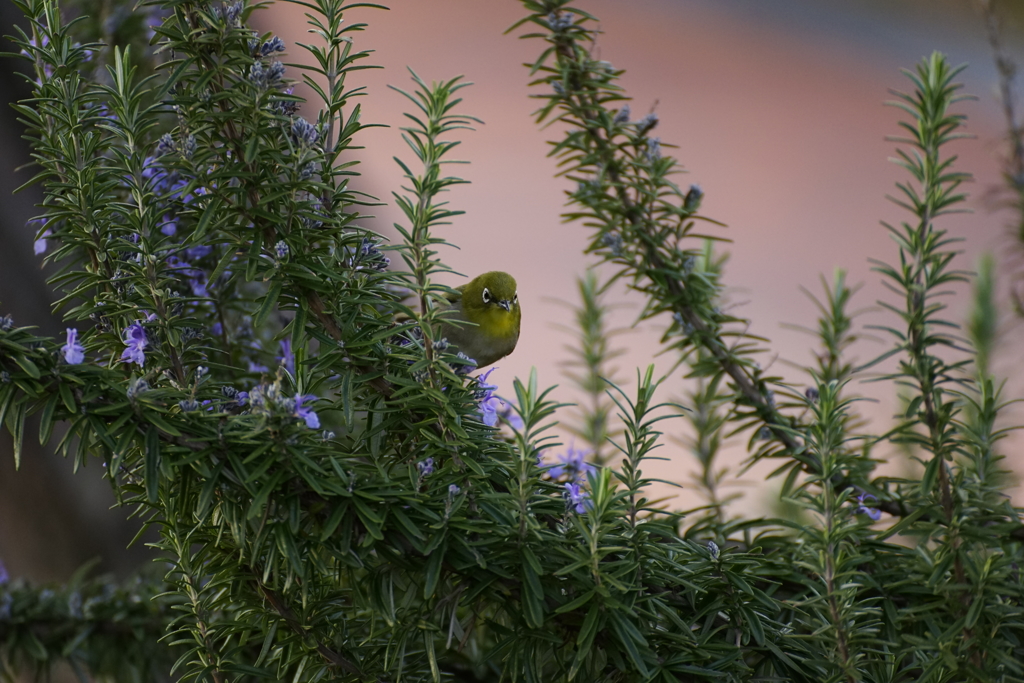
left=512, top=293, right=518, bottom=305
left=482, top=287, right=492, bottom=304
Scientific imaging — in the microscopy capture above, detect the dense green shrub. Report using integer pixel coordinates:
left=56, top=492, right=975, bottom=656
left=1, top=0, right=1022, bottom=680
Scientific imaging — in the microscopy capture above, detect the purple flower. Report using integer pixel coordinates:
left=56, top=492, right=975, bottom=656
left=61, top=328, right=85, bottom=364
left=0, top=559, right=8, bottom=585
left=185, top=245, right=212, bottom=260
left=417, top=458, right=435, bottom=477
left=261, top=36, right=286, bottom=55
left=159, top=216, right=177, bottom=236
left=293, top=394, right=319, bottom=429
left=563, top=482, right=590, bottom=514
left=248, top=360, right=270, bottom=374
left=475, top=368, right=519, bottom=427
left=166, top=255, right=209, bottom=298
left=290, top=117, right=319, bottom=146
left=548, top=443, right=596, bottom=483
left=498, top=403, right=524, bottom=430
left=120, top=322, right=148, bottom=366
left=190, top=276, right=208, bottom=298
left=179, top=398, right=200, bottom=412
left=855, top=494, right=881, bottom=521
left=34, top=230, right=51, bottom=255
left=278, top=339, right=295, bottom=375
left=29, top=218, right=51, bottom=255
left=479, top=394, right=502, bottom=427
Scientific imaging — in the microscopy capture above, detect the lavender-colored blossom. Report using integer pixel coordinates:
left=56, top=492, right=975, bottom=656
left=190, top=276, right=208, bottom=298
left=278, top=339, right=295, bottom=374
left=684, top=184, right=703, bottom=212
left=448, top=484, right=460, bottom=496
left=855, top=494, right=882, bottom=521
left=290, top=117, right=319, bottom=146
left=0, top=559, right=7, bottom=585
left=29, top=218, right=50, bottom=255
left=248, top=384, right=270, bottom=410
left=479, top=395, right=502, bottom=427
left=563, top=482, right=590, bottom=514
left=475, top=368, right=502, bottom=426
left=221, top=386, right=249, bottom=408
left=645, top=137, right=661, bottom=162
left=636, top=113, right=659, bottom=134
left=272, top=88, right=301, bottom=117
left=417, top=458, right=435, bottom=477
left=343, top=237, right=390, bottom=272
left=261, top=36, right=286, bottom=55
left=61, top=328, right=85, bottom=364
left=301, top=208, right=324, bottom=230
left=166, top=255, right=209, bottom=298
left=601, top=232, right=624, bottom=257
left=499, top=404, right=524, bottom=430
left=156, top=133, right=176, bottom=157
left=293, top=394, right=320, bottom=429
left=20, top=35, right=55, bottom=81
left=34, top=230, right=51, bottom=255
left=546, top=11, right=573, bottom=32
left=453, top=352, right=476, bottom=376
left=471, top=369, right=522, bottom=428
left=222, top=0, right=243, bottom=26
left=613, top=104, right=631, bottom=125
left=275, top=240, right=289, bottom=260
left=186, top=245, right=213, bottom=260
left=126, top=378, right=150, bottom=400
left=120, top=322, right=148, bottom=366
left=182, top=135, right=197, bottom=159
left=548, top=443, right=596, bottom=482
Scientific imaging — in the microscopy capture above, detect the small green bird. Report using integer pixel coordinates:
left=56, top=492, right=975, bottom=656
left=437, top=271, right=521, bottom=369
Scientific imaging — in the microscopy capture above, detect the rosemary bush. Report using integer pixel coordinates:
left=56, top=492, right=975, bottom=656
left=1, top=0, right=1022, bottom=681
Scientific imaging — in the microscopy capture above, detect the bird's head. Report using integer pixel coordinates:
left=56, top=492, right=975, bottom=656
left=461, top=271, right=520, bottom=328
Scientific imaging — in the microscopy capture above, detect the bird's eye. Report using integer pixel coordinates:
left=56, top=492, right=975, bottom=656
left=482, top=288, right=492, bottom=304
left=513, top=293, right=518, bottom=305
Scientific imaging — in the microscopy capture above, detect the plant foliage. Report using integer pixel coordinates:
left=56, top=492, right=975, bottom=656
left=1, top=0, right=1022, bottom=681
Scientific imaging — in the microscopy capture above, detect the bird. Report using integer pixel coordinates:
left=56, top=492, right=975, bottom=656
left=436, top=271, right=521, bottom=369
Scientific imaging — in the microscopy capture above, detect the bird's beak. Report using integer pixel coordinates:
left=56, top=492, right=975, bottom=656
left=499, top=300, right=511, bottom=312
